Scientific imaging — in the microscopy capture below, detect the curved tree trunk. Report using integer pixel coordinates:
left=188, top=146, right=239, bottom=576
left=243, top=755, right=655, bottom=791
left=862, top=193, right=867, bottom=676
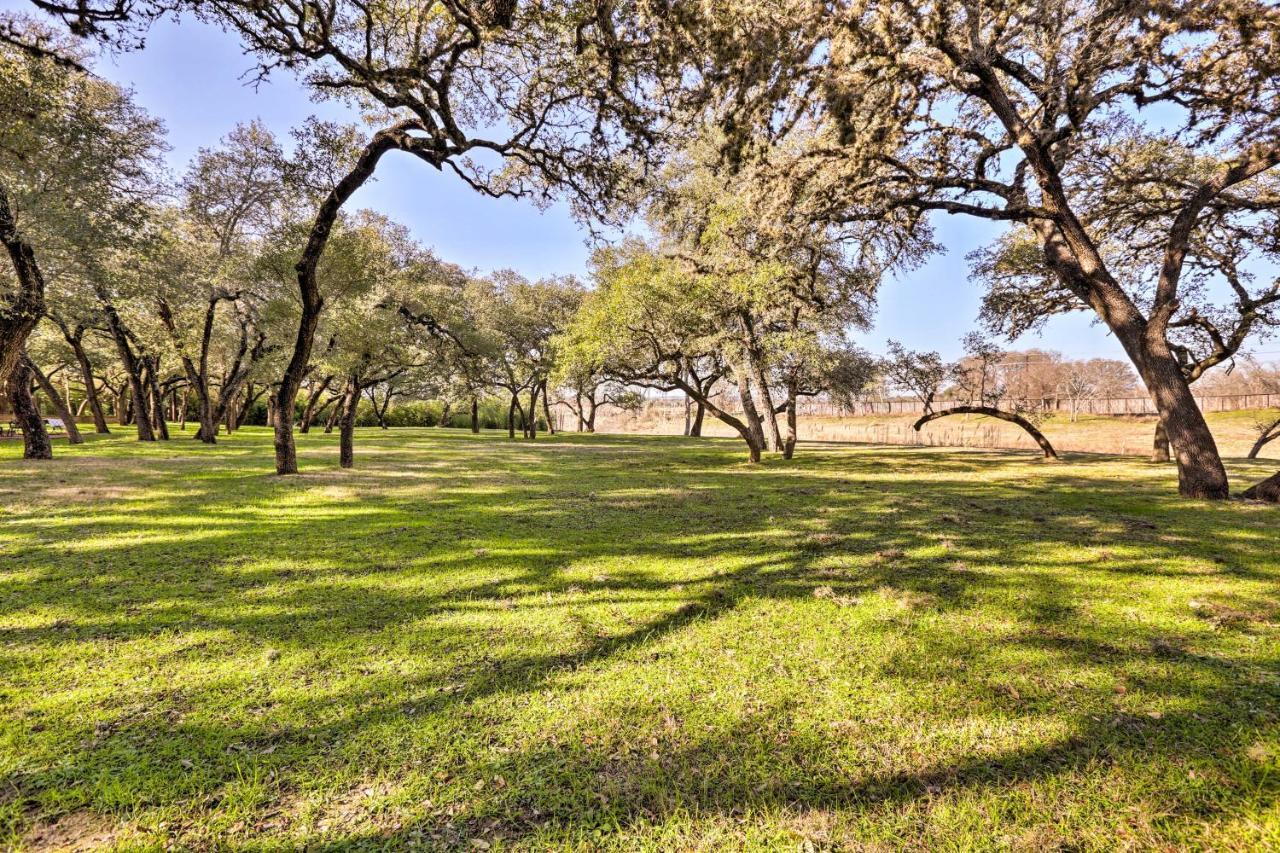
left=1248, top=415, right=1280, bottom=459
left=1242, top=472, right=1280, bottom=502
left=275, top=127, right=405, bottom=475
left=690, top=400, right=705, bottom=437
left=913, top=405, right=1058, bottom=459
left=7, top=359, right=51, bottom=460
left=25, top=358, right=82, bottom=444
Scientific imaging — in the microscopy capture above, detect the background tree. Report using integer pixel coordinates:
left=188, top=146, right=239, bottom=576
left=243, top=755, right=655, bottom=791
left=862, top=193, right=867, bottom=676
left=0, top=31, right=161, bottom=397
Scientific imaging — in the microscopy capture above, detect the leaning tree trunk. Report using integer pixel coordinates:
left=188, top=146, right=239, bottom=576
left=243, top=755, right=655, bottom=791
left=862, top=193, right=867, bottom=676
left=1138, top=349, right=1227, bottom=499
left=678, top=378, right=762, bottom=463
left=275, top=127, right=405, bottom=475
left=913, top=406, right=1059, bottom=460
left=300, top=376, right=332, bottom=434
left=1242, top=472, right=1280, bottom=502
left=470, top=397, right=480, bottom=433
left=25, top=358, right=82, bottom=444
left=1152, top=419, right=1171, bottom=463
left=68, top=338, right=109, bottom=433
left=690, top=400, right=705, bottom=437
left=338, top=379, right=359, bottom=469
left=7, top=359, right=51, bottom=460
left=1248, top=414, right=1280, bottom=459
left=99, top=296, right=154, bottom=441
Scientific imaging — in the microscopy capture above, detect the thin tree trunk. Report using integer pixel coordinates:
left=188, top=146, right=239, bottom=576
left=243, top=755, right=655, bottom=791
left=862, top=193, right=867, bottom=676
left=471, top=397, right=480, bottom=433
left=98, top=292, right=154, bottom=441
left=508, top=394, right=518, bottom=439
left=1249, top=415, right=1280, bottom=459
left=300, top=375, right=333, bottom=434
left=7, top=359, right=51, bottom=459
left=25, top=357, right=82, bottom=444
left=540, top=380, right=555, bottom=435
left=61, top=328, right=108, bottom=433
left=528, top=385, right=539, bottom=440
left=914, top=406, right=1058, bottom=459
left=324, top=397, right=341, bottom=434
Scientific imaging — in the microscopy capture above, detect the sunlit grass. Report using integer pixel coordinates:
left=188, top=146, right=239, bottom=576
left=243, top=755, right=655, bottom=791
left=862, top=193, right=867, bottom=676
left=1, top=427, right=1278, bottom=849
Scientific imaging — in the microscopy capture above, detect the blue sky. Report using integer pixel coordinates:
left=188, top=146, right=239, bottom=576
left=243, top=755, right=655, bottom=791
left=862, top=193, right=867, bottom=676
left=26, top=8, right=1133, bottom=361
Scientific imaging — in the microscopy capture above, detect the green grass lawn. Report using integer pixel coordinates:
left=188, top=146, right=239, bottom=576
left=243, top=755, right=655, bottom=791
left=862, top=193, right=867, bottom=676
left=2, top=428, right=1279, bottom=850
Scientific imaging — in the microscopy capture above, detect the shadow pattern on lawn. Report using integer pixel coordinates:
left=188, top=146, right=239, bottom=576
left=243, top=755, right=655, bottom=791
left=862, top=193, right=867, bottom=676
left=1, top=429, right=1278, bottom=848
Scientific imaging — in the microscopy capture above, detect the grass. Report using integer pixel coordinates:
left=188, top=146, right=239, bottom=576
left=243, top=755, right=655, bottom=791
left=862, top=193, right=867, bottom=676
left=2, top=427, right=1279, bottom=850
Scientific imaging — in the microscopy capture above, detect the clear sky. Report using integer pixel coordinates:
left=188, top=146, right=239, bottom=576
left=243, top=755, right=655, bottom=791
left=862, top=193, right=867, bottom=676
left=11, top=8, right=1146, bottom=361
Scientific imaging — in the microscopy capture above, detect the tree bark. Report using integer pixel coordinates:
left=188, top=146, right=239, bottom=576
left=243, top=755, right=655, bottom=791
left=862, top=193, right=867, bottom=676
left=734, top=365, right=768, bottom=453
left=25, top=357, right=82, bottom=444
left=1242, top=471, right=1280, bottom=502
left=914, top=405, right=1058, bottom=459
left=737, top=312, right=783, bottom=451
left=782, top=387, right=798, bottom=460
left=1137, top=347, right=1226, bottom=498
left=1152, top=419, right=1171, bottom=463
left=7, top=359, right=51, bottom=459
left=339, top=378, right=359, bottom=469
left=142, top=358, right=169, bottom=440
left=0, top=184, right=46, bottom=391
left=471, top=397, right=480, bottom=433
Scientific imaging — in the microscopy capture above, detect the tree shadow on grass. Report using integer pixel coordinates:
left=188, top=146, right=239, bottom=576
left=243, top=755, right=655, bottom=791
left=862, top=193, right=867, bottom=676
left=2, top=429, right=1278, bottom=846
